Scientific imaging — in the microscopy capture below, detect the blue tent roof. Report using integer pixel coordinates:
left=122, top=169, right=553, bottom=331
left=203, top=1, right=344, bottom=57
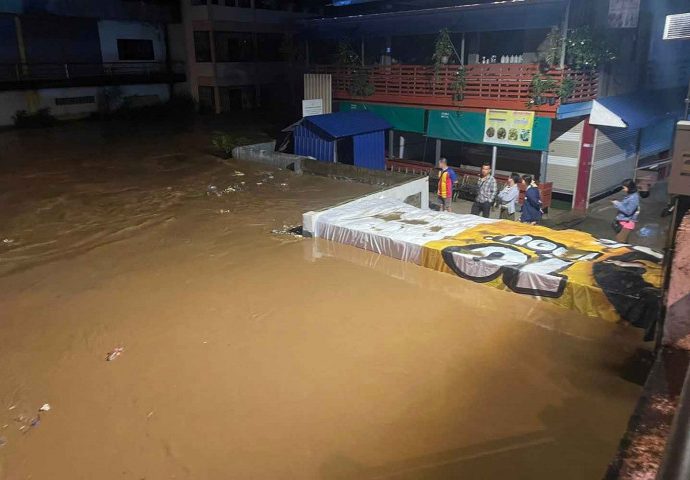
left=590, top=88, right=686, bottom=129
left=301, top=111, right=392, bottom=139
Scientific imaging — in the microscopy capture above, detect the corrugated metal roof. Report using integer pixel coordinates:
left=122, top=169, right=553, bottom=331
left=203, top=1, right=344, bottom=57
left=301, top=111, right=392, bottom=139
left=302, top=0, right=566, bottom=38
left=589, top=88, right=686, bottom=130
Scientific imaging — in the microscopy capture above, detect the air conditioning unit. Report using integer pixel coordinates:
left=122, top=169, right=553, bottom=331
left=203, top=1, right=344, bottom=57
left=670, top=121, right=690, bottom=196
left=664, top=13, right=690, bottom=40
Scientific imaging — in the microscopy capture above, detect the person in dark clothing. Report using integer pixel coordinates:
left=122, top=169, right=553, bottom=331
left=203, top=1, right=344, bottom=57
left=520, top=175, right=542, bottom=224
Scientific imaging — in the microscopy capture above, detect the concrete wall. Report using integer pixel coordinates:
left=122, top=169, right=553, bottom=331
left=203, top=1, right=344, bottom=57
left=97, top=20, right=166, bottom=63
left=167, top=23, right=187, bottom=63
left=0, top=91, right=28, bottom=125
left=21, top=14, right=102, bottom=63
left=664, top=208, right=690, bottom=350
left=0, top=83, right=170, bottom=126
left=0, top=13, right=19, bottom=63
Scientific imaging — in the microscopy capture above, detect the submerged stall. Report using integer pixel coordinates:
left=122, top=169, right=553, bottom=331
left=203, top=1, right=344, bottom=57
left=293, top=111, right=391, bottom=170
left=304, top=197, right=663, bottom=328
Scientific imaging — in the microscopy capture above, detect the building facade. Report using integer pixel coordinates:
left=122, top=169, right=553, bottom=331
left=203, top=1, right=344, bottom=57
left=0, top=0, right=185, bottom=126
left=180, top=0, right=320, bottom=113
left=303, top=0, right=689, bottom=210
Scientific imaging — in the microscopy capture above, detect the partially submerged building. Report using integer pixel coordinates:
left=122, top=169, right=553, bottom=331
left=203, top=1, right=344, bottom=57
left=301, top=0, right=690, bottom=210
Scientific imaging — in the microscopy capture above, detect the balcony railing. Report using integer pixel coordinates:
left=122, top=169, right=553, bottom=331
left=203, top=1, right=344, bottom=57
left=0, top=62, right=186, bottom=88
left=313, top=63, right=599, bottom=112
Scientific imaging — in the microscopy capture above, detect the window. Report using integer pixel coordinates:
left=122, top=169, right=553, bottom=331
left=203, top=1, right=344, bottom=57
left=256, top=33, right=283, bottom=62
left=215, top=32, right=254, bottom=62
left=198, top=86, right=215, bottom=113
left=55, top=96, right=96, bottom=106
left=191, top=0, right=207, bottom=5
left=117, top=39, right=155, bottom=61
left=224, top=0, right=250, bottom=6
left=194, top=31, right=212, bottom=62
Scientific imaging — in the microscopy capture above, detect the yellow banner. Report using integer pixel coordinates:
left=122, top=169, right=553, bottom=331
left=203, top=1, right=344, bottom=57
left=484, top=109, right=535, bottom=147
left=422, top=221, right=662, bottom=324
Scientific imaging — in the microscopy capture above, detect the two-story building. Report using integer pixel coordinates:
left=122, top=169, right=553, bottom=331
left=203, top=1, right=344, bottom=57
left=0, top=0, right=188, bottom=126
left=301, top=0, right=690, bottom=210
left=180, top=0, right=322, bottom=113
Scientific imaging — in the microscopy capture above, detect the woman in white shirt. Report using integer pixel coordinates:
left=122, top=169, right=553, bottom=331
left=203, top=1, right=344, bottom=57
left=497, top=173, right=521, bottom=221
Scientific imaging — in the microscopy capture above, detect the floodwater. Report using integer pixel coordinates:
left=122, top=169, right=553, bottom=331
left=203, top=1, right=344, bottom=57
left=0, top=121, right=646, bottom=479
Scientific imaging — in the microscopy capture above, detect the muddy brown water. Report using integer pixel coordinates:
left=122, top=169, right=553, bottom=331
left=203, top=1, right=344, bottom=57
left=0, top=122, right=646, bottom=479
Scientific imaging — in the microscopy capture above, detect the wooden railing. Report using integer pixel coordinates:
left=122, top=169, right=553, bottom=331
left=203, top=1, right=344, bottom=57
left=313, top=63, right=598, bottom=112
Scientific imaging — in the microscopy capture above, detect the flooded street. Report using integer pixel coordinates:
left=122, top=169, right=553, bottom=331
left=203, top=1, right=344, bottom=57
left=0, top=121, right=647, bottom=479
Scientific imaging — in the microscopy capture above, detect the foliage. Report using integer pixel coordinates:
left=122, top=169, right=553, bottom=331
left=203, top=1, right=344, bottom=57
left=450, top=67, right=467, bottom=101
left=530, top=74, right=557, bottom=104
left=335, top=41, right=360, bottom=66
left=349, top=70, right=375, bottom=97
left=558, top=76, right=575, bottom=100
left=565, top=26, right=617, bottom=70
left=12, top=108, right=56, bottom=128
left=432, top=28, right=456, bottom=79
left=211, top=132, right=255, bottom=157
left=540, top=26, right=563, bottom=68
left=334, top=41, right=374, bottom=97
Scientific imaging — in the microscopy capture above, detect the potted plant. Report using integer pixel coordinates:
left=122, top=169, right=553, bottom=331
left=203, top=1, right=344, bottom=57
left=557, top=76, right=575, bottom=102
left=433, top=28, right=455, bottom=79
left=450, top=66, right=466, bottom=102
left=530, top=74, right=557, bottom=106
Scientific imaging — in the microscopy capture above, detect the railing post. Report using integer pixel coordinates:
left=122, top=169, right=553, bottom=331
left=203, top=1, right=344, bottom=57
left=64, top=63, right=70, bottom=79
left=15, top=63, right=20, bottom=81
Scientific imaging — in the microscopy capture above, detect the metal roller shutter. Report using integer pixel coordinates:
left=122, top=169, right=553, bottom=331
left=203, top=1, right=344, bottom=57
left=590, top=127, right=639, bottom=197
left=547, top=118, right=584, bottom=194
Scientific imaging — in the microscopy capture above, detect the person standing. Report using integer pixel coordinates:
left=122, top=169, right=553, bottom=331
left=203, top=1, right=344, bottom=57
left=612, top=179, right=640, bottom=243
left=497, top=173, right=521, bottom=221
left=520, top=175, right=542, bottom=224
left=471, top=162, right=497, bottom=218
left=437, top=157, right=458, bottom=212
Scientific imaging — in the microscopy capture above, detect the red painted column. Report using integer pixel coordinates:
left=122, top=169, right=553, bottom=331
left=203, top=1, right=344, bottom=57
left=573, top=117, right=596, bottom=212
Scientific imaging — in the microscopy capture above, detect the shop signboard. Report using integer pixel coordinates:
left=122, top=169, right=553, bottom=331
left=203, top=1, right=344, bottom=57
left=483, top=109, right=536, bottom=148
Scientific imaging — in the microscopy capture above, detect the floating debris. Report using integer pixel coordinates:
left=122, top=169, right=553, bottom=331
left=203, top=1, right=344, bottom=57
left=0, top=436, right=6, bottom=448
left=280, top=183, right=288, bottom=187
left=271, top=225, right=304, bottom=238
left=219, top=209, right=231, bottom=214
left=8, top=405, right=16, bottom=411
left=256, top=182, right=263, bottom=186
left=106, top=346, right=124, bottom=362
left=233, top=171, right=245, bottom=177
left=2, top=238, right=14, bottom=245
left=206, top=185, right=221, bottom=197
left=39, top=404, right=51, bottom=412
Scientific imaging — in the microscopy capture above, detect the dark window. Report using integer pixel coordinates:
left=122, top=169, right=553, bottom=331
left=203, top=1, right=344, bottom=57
left=256, top=33, right=282, bottom=61
left=191, top=0, right=207, bottom=5
left=224, top=0, right=250, bottom=6
left=198, top=86, right=215, bottom=113
left=194, top=31, right=212, bottom=62
left=215, top=32, right=254, bottom=62
left=255, top=0, right=279, bottom=10
left=117, top=39, right=155, bottom=61
left=55, top=96, right=96, bottom=106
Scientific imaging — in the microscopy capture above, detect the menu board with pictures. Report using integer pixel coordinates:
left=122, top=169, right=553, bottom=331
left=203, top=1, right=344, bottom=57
left=483, top=109, right=535, bottom=148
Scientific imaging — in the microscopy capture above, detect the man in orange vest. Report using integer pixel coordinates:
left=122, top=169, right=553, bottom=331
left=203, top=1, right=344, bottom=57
left=437, top=157, right=458, bottom=212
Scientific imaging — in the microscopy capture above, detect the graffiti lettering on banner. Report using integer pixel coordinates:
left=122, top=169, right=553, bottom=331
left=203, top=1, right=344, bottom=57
left=422, top=222, right=663, bottom=325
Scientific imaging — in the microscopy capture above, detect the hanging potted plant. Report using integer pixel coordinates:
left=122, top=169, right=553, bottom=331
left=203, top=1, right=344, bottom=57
left=450, top=66, right=466, bottom=102
left=539, top=26, right=563, bottom=70
left=564, top=26, right=617, bottom=71
left=432, top=28, right=455, bottom=80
